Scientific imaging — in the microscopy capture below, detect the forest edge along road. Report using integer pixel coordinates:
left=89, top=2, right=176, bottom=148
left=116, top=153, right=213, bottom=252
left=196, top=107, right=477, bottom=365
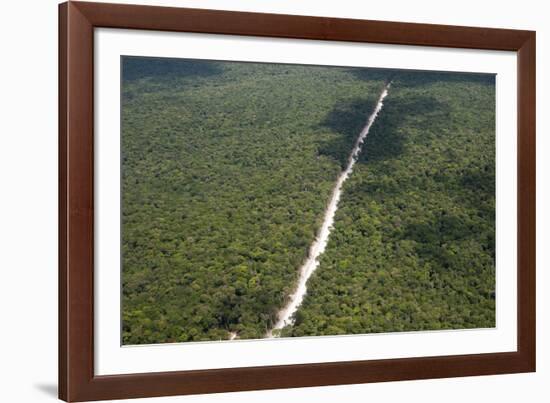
left=263, top=82, right=392, bottom=339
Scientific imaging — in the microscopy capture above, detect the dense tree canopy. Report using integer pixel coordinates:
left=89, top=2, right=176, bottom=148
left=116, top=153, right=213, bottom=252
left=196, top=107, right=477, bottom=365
left=121, top=56, right=495, bottom=344
left=121, top=57, right=386, bottom=344
left=283, top=71, right=496, bottom=337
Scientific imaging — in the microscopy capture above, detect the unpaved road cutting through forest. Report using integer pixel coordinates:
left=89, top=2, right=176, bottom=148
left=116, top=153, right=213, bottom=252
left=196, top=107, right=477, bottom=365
left=265, top=83, right=392, bottom=338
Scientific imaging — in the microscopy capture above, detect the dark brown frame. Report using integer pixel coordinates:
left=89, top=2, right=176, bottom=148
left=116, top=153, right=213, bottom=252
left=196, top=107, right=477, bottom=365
left=59, top=1, right=536, bottom=401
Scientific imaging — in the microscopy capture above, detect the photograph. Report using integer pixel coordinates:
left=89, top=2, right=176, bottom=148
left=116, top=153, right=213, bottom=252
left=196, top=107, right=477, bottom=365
left=120, top=56, right=496, bottom=345
left=0, top=0, right=542, bottom=401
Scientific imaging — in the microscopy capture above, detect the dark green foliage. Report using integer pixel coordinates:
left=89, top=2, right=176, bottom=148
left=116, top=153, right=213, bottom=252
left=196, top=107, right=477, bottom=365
left=121, top=57, right=495, bottom=344
left=121, top=57, right=387, bottom=344
left=122, top=56, right=224, bottom=82
left=319, top=98, right=379, bottom=167
left=283, top=72, right=496, bottom=337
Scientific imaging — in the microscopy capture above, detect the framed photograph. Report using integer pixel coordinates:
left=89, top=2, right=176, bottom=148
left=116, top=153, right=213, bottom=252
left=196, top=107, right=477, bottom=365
left=59, top=1, right=536, bottom=401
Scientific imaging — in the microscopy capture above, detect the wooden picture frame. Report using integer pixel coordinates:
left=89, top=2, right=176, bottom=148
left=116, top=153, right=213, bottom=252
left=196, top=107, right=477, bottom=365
left=59, top=1, right=536, bottom=401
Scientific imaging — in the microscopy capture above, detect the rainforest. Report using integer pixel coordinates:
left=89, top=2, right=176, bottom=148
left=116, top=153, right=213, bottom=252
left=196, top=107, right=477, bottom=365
left=121, top=56, right=495, bottom=345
